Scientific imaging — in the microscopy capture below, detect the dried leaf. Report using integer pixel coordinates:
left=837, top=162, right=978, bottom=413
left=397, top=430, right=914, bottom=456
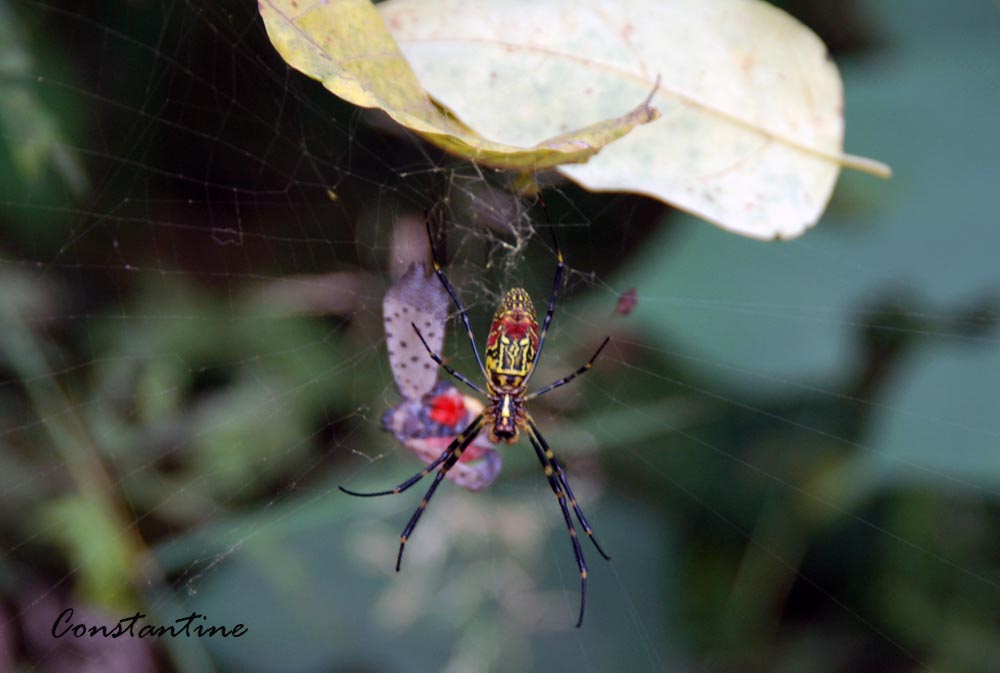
left=380, top=0, right=891, bottom=239
left=258, top=0, right=659, bottom=170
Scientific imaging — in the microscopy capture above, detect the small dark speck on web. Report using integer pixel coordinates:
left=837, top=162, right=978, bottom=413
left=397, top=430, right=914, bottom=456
left=614, top=288, right=638, bottom=316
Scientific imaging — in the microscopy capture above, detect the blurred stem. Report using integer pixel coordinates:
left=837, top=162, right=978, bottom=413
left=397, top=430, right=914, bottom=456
left=0, top=303, right=147, bottom=597
left=0, top=300, right=218, bottom=673
left=0, top=0, right=89, bottom=195
left=721, top=491, right=806, bottom=648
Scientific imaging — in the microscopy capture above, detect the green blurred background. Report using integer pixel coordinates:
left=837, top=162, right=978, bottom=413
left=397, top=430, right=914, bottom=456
left=1, top=1, right=998, bottom=672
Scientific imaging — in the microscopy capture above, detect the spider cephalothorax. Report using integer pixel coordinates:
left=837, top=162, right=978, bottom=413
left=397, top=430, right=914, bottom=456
left=483, top=288, right=538, bottom=442
left=341, top=201, right=612, bottom=627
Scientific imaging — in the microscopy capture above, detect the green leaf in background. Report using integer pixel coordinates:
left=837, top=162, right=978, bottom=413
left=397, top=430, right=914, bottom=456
left=88, top=279, right=373, bottom=511
left=36, top=496, right=138, bottom=612
left=622, top=29, right=999, bottom=392
left=155, top=478, right=680, bottom=673
left=858, top=342, right=1000, bottom=492
left=613, top=13, right=1000, bottom=499
left=0, top=0, right=88, bottom=196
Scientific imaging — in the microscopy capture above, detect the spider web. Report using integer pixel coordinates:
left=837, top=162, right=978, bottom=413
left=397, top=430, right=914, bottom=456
left=1, top=1, right=998, bottom=673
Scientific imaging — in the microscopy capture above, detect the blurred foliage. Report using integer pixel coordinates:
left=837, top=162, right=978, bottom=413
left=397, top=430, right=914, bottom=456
left=0, top=0, right=88, bottom=213
left=1, top=1, right=999, bottom=673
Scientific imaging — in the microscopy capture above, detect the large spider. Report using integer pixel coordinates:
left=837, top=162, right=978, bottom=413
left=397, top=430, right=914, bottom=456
left=341, top=200, right=611, bottom=627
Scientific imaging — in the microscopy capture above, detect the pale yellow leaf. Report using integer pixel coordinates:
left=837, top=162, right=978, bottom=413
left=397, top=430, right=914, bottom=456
left=258, top=0, right=659, bottom=171
left=380, top=0, right=891, bottom=240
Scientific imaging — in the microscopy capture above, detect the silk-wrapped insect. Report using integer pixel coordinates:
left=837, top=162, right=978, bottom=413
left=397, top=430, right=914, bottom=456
left=379, top=263, right=501, bottom=491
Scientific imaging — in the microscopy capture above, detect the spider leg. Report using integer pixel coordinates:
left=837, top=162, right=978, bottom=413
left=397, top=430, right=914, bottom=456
left=551, top=456, right=612, bottom=560
left=425, top=212, right=488, bottom=378
left=526, top=425, right=589, bottom=628
left=526, top=192, right=565, bottom=384
left=339, top=413, right=484, bottom=497
left=528, top=419, right=611, bottom=560
left=411, top=322, right=487, bottom=396
left=526, top=337, right=610, bottom=401
left=395, top=416, right=484, bottom=571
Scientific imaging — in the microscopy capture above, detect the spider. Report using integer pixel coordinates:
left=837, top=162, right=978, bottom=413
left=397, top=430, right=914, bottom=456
left=340, top=198, right=611, bottom=627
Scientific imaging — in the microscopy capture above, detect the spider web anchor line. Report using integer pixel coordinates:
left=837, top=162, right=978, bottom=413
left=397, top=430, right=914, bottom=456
left=411, top=321, right=487, bottom=396
left=424, top=210, right=489, bottom=380
left=527, top=336, right=611, bottom=401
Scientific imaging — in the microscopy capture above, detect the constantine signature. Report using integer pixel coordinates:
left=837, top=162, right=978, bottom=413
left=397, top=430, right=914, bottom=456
left=51, top=608, right=247, bottom=639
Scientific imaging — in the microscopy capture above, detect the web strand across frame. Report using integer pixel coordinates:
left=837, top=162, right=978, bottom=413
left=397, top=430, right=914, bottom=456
left=0, top=2, right=996, bottom=673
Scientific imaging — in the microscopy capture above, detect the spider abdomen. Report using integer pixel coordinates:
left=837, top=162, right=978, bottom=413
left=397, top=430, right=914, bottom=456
left=483, top=288, right=538, bottom=443
left=485, top=288, right=538, bottom=393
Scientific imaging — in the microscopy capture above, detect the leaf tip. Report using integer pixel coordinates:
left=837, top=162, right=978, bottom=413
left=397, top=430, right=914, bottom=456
left=842, top=153, right=892, bottom=179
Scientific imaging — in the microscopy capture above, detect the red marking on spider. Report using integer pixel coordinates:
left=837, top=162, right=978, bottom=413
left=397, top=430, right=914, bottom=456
left=502, top=317, right=530, bottom=340
left=487, top=319, right=502, bottom=348
left=492, top=313, right=539, bottom=349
